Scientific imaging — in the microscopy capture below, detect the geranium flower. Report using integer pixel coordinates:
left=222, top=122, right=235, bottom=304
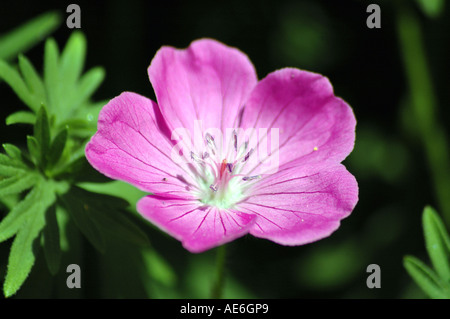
left=85, top=39, right=358, bottom=253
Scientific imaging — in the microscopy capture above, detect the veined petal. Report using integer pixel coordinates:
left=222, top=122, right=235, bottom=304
left=138, top=195, right=256, bottom=253
left=148, top=38, right=258, bottom=147
left=85, top=92, right=196, bottom=198
left=239, top=68, right=356, bottom=176
left=238, top=164, right=358, bottom=246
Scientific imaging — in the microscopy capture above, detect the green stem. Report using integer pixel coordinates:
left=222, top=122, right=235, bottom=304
left=396, top=2, right=450, bottom=226
left=211, top=244, right=227, bottom=299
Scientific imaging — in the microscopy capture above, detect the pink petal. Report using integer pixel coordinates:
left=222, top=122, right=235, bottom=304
left=137, top=195, right=256, bottom=253
left=239, top=68, right=356, bottom=176
left=239, top=164, right=358, bottom=246
left=148, top=38, right=258, bottom=148
left=85, top=92, right=197, bottom=199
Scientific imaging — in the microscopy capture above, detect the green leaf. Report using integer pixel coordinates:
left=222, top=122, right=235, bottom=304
left=47, top=127, right=68, bottom=168
left=43, top=38, right=60, bottom=114
left=0, top=59, right=35, bottom=108
left=0, top=172, right=38, bottom=197
left=2, top=179, right=56, bottom=297
left=26, top=135, right=39, bottom=165
left=415, top=0, right=445, bottom=19
left=60, top=188, right=106, bottom=254
left=73, top=67, right=105, bottom=107
left=5, top=111, right=36, bottom=125
left=0, top=11, right=61, bottom=61
left=0, top=153, right=27, bottom=177
left=404, top=255, right=450, bottom=299
left=2, top=144, right=34, bottom=169
left=2, top=143, right=22, bottom=160
left=0, top=177, right=54, bottom=243
left=18, top=54, right=46, bottom=107
left=42, top=205, right=61, bottom=275
left=3, top=215, right=45, bottom=297
left=60, top=32, right=86, bottom=89
left=4, top=209, right=49, bottom=296
left=34, top=106, right=51, bottom=162
left=0, top=188, right=38, bottom=243
left=423, top=206, right=450, bottom=281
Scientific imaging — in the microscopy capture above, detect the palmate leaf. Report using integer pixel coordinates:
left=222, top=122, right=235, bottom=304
left=0, top=11, right=61, bottom=61
left=1, top=30, right=105, bottom=142
left=41, top=32, right=105, bottom=123
left=2, top=178, right=57, bottom=297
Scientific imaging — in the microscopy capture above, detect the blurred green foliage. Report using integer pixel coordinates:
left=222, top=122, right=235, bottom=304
left=0, top=11, right=61, bottom=62
left=0, top=0, right=449, bottom=299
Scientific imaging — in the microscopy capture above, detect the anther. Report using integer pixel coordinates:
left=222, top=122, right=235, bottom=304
left=242, top=148, right=254, bottom=162
left=204, top=133, right=216, bottom=156
left=190, top=151, right=203, bottom=163
left=205, top=133, right=216, bottom=148
left=233, top=130, right=238, bottom=152
left=242, top=175, right=261, bottom=181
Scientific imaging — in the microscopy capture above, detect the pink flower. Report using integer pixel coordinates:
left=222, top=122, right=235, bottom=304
left=85, top=39, right=358, bottom=253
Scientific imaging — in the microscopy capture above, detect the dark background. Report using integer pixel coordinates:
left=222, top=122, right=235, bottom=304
left=1, top=0, right=449, bottom=298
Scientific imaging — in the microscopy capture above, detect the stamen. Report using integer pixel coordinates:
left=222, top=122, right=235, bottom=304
left=205, top=133, right=216, bottom=155
left=242, top=148, right=254, bottom=162
left=210, top=184, right=218, bottom=192
left=233, top=130, right=238, bottom=152
left=202, top=152, right=210, bottom=160
left=226, top=163, right=233, bottom=173
left=190, top=151, right=203, bottom=163
left=242, top=175, right=261, bottom=181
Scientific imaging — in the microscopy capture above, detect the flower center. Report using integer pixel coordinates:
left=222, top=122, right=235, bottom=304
left=189, top=131, right=261, bottom=209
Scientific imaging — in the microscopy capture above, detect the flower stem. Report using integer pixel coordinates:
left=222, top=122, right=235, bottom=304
left=396, top=1, right=450, bottom=226
left=211, top=244, right=227, bottom=299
